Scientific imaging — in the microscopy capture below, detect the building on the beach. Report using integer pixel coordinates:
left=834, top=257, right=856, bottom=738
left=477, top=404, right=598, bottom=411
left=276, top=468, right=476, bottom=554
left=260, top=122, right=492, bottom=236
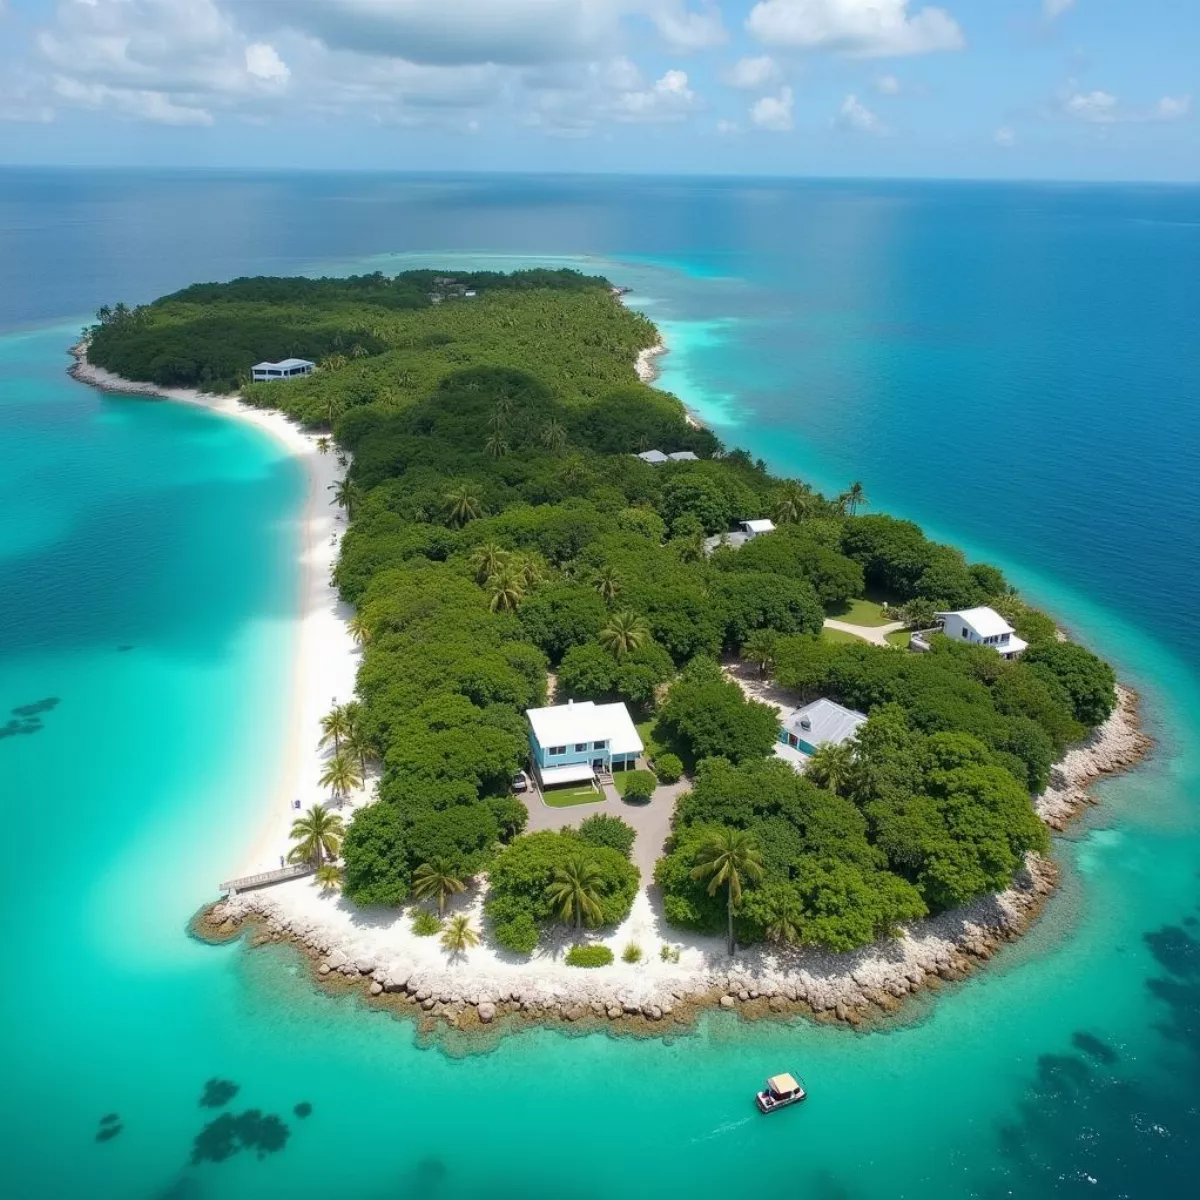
left=738, top=518, right=775, bottom=538
left=912, top=606, right=1028, bottom=659
left=635, top=449, right=670, bottom=465
left=775, top=698, right=868, bottom=769
left=251, top=358, right=315, bottom=382
left=526, top=699, right=644, bottom=788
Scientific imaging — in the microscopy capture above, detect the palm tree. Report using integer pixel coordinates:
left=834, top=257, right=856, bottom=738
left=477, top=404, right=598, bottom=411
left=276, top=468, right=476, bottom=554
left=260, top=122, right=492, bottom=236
left=469, top=542, right=509, bottom=585
left=319, top=752, right=363, bottom=806
left=487, top=566, right=525, bottom=613
left=347, top=614, right=372, bottom=647
left=773, top=482, right=816, bottom=525
left=541, top=420, right=568, bottom=455
left=741, top=629, right=779, bottom=678
left=487, top=407, right=509, bottom=432
left=690, top=828, right=764, bottom=956
left=593, top=565, right=622, bottom=604
left=806, top=741, right=857, bottom=795
left=316, top=863, right=342, bottom=893
left=844, top=481, right=868, bottom=516
left=485, top=432, right=510, bottom=458
left=762, top=891, right=803, bottom=947
left=319, top=705, right=351, bottom=754
left=412, top=858, right=467, bottom=916
left=325, top=398, right=345, bottom=430
left=345, top=725, right=374, bottom=778
left=320, top=353, right=348, bottom=372
left=515, top=552, right=547, bottom=590
left=440, top=914, right=480, bottom=960
left=599, top=610, right=650, bottom=659
left=676, top=529, right=706, bottom=564
left=316, top=436, right=332, bottom=456
left=443, top=485, right=482, bottom=528
left=287, top=804, right=345, bottom=869
left=544, top=856, right=605, bottom=930
left=328, top=477, right=361, bottom=517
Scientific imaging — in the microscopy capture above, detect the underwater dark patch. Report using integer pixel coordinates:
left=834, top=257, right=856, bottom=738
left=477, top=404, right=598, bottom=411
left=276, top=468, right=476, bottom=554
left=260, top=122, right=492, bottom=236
left=1071, top=1031, right=1119, bottom=1064
left=11, top=697, right=59, bottom=717
left=199, top=1078, right=239, bottom=1108
left=0, top=717, right=43, bottom=739
left=95, top=1123, right=123, bottom=1143
left=118, top=645, right=135, bottom=652
left=293, top=1102, right=312, bottom=1119
left=100, top=1112, right=120, bottom=1124
left=190, top=1110, right=290, bottom=1165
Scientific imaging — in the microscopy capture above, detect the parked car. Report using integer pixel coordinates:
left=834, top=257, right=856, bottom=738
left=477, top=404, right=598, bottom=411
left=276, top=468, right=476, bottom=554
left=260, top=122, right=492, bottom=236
left=512, top=771, right=530, bottom=794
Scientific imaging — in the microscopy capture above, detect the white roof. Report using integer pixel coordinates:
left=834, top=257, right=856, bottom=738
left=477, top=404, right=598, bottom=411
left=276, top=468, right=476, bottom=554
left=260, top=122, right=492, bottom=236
left=253, top=358, right=314, bottom=371
left=741, top=519, right=776, bottom=534
left=539, top=763, right=596, bottom=786
left=527, top=701, right=643, bottom=757
left=668, top=451, right=699, bottom=462
left=939, top=606, right=1014, bottom=638
left=782, top=698, right=868, bottom=748
left=636, top=450, right=669, bottom=464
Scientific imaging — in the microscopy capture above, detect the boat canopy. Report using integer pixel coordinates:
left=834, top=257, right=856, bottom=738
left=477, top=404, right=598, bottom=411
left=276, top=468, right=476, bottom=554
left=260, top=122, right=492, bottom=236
left=768, top=1074, right=800, bottom=1095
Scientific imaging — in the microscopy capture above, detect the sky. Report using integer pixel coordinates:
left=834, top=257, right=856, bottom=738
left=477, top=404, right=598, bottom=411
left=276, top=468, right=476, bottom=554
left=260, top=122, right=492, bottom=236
left=0, top=1, right=1196, bottom=180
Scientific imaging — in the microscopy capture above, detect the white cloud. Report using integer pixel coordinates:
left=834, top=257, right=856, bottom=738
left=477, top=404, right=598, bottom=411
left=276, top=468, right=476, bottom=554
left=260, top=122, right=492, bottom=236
left=722, top=55, right=780, bottom=89
left=245, top=43, right=290, bottom=84
left=1044, top=0, right=1075, bottom=19
left=1155, top=94, right=1192, bottom=122
left=746, top=0, right=964, bottom=58
left=650, top=2, right=728, bottom=50
left=874, top=72, right=901, bottom=94
left=1057, top=87, right=1193, bottom=126
left=751, top=85, right=794, bottom=131
left=835, top=91, right=887, bottom=134
left=1063, top=89, right=1118, bottom=123
left=609, top=69, right=700, bottom=122
left=52, top=75, right=215, bottom=125
left=994, top=124, right=1016, bottom=146
left=715, top=117, right=741, bottom=134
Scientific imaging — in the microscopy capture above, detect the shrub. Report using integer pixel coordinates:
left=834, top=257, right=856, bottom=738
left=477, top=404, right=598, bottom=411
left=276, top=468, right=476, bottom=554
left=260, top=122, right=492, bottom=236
left=493, top=911, right=539, bottom=955
left=621, top=769, right=657, bottom=803
left=622, top=942, right=642, bottom=964
left=565, top=944, right=615, bottom=968
left=576, top=813, right=637, bottom=858
left=654, top=752, right=683, bottom=783
left=659, top=943, right=681, bottom=963
left=411, top=910, right=443, bottom=936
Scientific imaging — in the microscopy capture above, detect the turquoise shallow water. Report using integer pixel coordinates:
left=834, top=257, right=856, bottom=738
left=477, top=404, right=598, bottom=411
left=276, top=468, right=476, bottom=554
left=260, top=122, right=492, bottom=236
left=1, top=171, right=1199, bottom=1197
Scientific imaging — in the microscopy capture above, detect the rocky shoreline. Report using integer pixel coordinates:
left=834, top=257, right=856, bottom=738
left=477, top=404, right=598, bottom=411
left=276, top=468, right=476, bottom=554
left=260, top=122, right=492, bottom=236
left=192, top=682, right=1147, bottom=1042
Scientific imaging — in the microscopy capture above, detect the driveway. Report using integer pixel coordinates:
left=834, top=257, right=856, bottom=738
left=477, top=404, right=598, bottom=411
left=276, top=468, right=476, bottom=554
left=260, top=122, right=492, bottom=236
left=520, top=779, right=689, bottom=879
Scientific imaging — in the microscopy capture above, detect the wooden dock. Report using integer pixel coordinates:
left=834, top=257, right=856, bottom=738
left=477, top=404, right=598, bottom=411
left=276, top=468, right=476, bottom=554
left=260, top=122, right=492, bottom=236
left=220, top=863, right=314, bottom=895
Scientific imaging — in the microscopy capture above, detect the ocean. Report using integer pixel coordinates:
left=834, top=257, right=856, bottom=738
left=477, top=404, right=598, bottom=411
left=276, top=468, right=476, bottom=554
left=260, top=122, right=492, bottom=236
left=1, top=169, right=1198, bottom=1198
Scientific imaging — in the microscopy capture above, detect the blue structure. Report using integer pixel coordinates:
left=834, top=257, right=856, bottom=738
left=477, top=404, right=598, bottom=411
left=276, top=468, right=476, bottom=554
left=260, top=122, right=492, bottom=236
left=526, top=700, right=643, bottom=787
left=779, top=698, right=868, bottom=756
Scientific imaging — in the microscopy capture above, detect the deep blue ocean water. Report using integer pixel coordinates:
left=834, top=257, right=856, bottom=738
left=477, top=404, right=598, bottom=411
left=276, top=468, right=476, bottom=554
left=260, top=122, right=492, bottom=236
left=1, top=170, right=1199, bottom=1198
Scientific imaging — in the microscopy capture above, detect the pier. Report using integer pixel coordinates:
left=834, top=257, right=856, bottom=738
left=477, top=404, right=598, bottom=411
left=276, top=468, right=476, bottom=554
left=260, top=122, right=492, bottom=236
left=219, top=863, right=314, bottom=895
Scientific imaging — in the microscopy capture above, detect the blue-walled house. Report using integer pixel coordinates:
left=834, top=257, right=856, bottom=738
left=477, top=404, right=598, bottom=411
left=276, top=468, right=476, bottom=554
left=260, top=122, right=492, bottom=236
left=777, top=698, right=868, bottom=765
left=526, top=700, right=644, bottom=788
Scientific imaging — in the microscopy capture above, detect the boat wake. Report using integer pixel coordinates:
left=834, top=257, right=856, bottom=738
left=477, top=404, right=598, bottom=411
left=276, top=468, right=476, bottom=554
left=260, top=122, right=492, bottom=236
left=690, top=1116, right=754, bottom=1142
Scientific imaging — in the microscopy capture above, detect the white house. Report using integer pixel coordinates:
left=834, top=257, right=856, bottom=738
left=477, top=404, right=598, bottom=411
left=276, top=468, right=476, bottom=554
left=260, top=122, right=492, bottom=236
left=775, top=698, right=868, bottom=772
left=251, top=358, right=315, bottom=383
left=668, top=451, right=699, bottom=462
left=635, top=449, right=669, bottom=465
left=929, top=606, right=1028, bottom=659
left=526, top=700, right=644, bottom=788
left=738, top=518, right=775, bottom=538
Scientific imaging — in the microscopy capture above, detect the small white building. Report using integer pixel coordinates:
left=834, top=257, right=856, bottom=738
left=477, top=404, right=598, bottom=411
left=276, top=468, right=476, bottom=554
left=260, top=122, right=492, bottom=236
left=738, top=519, right=776, bottom=538
left=635, top=449, right=669, bottom=465
left=668, top=451, right=699, bottom=462
left=935, top=607, right=1028, bottom=659
left=251, top=358, right=315, bottom=383
left=775, top=698, right=868, bottom=772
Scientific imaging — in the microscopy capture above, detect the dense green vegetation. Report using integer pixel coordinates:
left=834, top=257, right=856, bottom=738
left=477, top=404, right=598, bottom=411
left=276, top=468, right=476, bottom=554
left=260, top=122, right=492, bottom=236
left=97, top=270, right=1117, bottom=959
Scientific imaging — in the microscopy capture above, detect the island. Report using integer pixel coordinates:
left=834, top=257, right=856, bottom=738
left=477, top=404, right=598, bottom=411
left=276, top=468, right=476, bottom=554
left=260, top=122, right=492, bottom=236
left=72, top=269, right=1149, bottom=1036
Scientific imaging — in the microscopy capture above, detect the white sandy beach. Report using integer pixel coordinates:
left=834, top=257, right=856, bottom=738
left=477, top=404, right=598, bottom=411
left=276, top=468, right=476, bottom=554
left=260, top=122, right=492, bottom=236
left=69, top=349, right=366, bottom=884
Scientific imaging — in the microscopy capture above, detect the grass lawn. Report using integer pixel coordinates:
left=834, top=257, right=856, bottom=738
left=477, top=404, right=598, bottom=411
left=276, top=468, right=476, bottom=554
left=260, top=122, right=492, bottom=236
left=826, top=597, right=893, bottom=627
left=822, top=626, right=870, bottom=645
left=885, top=629, right=912, bottom=649
left=541, top=784, right=604, bottom=808
left=635, top=718, right=693, bottom=773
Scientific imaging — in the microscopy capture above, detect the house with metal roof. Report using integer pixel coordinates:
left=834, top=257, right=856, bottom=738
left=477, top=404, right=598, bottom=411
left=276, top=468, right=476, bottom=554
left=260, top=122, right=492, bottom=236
left=776, top=698, right=868, bottom=765
left=526, top=699, right=644, bottom=788
left=251, top=357, right=315, bottom=382
left=912, top=606, right=1028, bottom=659
left=635, top=449, right=669, bottom=465
left=668, top=450, right=699, bottom=462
